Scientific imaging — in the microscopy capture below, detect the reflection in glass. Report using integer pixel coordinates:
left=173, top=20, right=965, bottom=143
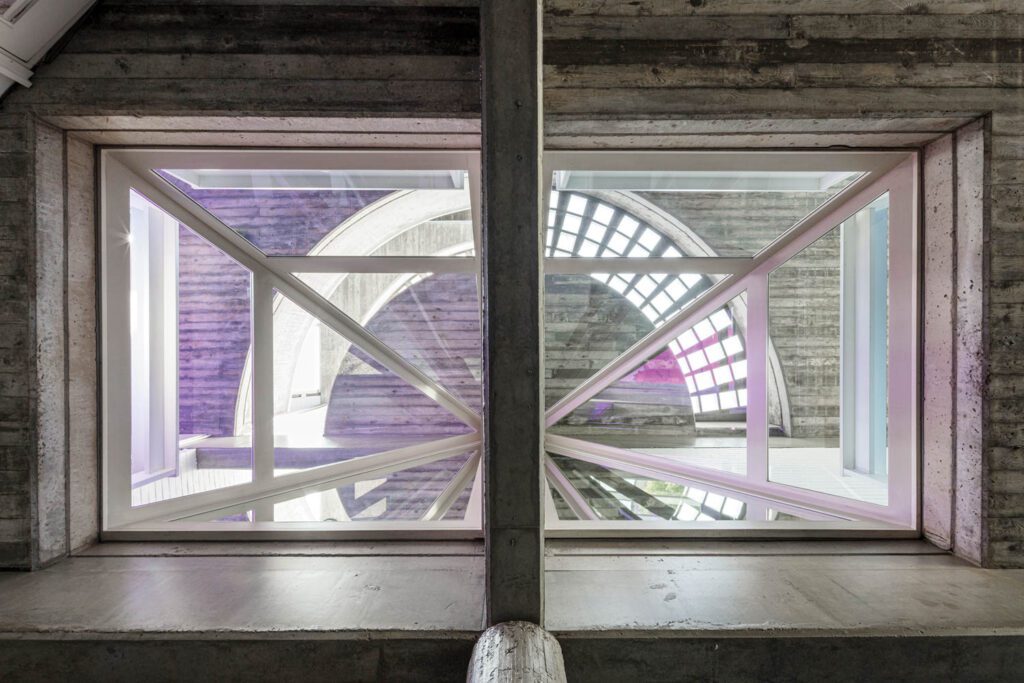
left=548, top=456, right=748, bottom=521
left=296, top=272, right=481, bottom=409
left=272, top=452, right=475, bottom=522
left=547, top=169, right=860, bottom=258
left=270, top=291, right=473, bottom=475
left=158, top=169, right=474, bottom=257
left=550, top=293, right=750, bottom=476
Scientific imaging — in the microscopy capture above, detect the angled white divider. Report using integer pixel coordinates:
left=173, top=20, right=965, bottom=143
left=126, top=433, right=481, bottom=526
left=548, top=434, right=858, bottom=524
left=546, top=157, right=907, bottom=429
left=122, top=160, right=481, bottom=432
left=544, top=455, right=600, bottom=521
left=422, top=451, right=481, bottom=521
left=541, top=151, right=918, bottom=531
left=102, top=149, right=485, bottom=534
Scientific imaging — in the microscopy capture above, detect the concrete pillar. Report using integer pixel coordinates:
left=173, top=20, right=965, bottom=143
left=480, top=0, right=544, bottom=625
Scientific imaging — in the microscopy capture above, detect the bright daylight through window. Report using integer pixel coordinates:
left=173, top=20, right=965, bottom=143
left=102, top=151, right=483, bottom=533
left=102, top=149, right=917, bottom=537
left=542, top=152, right=917, bottom=532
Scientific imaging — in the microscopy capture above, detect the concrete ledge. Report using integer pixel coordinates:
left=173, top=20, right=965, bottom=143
left=0, top=635, right=476, bottom=683
left=556, top=634, right=1024, bottom=683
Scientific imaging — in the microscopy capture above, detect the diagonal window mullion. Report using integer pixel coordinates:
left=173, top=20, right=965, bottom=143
left=545, top=454, right=600, bottom=521
left=124, top=433, right=482, bottom=525
left=421, top=450, right=481, bottom=521
left=122, top=161, right=482, bottom=432
left=545, top=433, right=899, bottom=524
left=544, top=164, right=901, bottom=429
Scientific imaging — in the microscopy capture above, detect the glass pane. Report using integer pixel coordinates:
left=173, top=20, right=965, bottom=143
left=545, top=272, right=715, bottom=408
left=271, top=292, right=474, bottom=475
left=158, top=169, right=474, bottom=257
left=547, top=170, right=860, bottom=257
left=272, top=452, right=474, bottom=522
left=129, top=190, right=253, bottom=507
left=768, top=195, right=889, bottom=505
left=550, top=293, right=750, bottom=476
left=295, top=272, right=481, bottom=410
left=549, top=456, right=751, bottom=522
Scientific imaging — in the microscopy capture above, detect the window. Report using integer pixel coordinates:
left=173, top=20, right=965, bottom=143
left=542, top=152, right=918, bottom=533
left=102, top=148, right=918, bottom=538
left=102, top=150, right=482, bottom=535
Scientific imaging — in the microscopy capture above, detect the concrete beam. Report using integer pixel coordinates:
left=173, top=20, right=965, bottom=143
left=480, top=0, right=544, bottom=625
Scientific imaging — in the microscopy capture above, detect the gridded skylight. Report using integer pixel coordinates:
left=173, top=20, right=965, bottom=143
left=547, top=192, right=747, bottom=416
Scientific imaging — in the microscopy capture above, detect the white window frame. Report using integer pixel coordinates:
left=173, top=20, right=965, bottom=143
left=541, top=150, right=920, bottom=537
left=100, top=148, right=484, bottom=539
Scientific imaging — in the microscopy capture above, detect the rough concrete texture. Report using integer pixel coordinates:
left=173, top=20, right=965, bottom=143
left=65, top=135, right=97, bottom=552
left=955, top=119, right=989, bottom=566
left=0, top=547, right=1019, bottom=680
left=0, top=555, right=485, bottom=631
left=31, top=121, right=67, bottom=567
left=468, top=621, right=566, bottom=683
left=0, top=0, right=1021, bottom=569
left=546, top=551, right=1024, bottom=634
left=0, top=638, right=477, bottom=683
left=544, top=1, right=1024, bottom=567
left=556, top=635, right=1024, bottom=683
left=0, top=112, right=33, bottom=569
left=922, top=133, right=956, bottom=550
left=481, top=0, right=545, bottom=624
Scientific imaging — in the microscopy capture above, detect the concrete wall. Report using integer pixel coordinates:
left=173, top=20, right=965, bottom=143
left=0, top=0, right=479, bottom=569
left=638, top=190, right=842, bottom=439
left=544, top=0, right=1023, bottom=567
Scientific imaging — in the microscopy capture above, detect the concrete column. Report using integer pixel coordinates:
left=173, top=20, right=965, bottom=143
left=480, top=0, right=544, bottom=625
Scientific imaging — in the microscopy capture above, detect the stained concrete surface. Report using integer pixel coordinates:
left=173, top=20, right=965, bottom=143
left=546, top=547, right=1024, bottom=635
left=0, top=554, right=484, bottom=633
left=1, top=542, right=1021, bottom=637
left=1, top=543, right=1023, bottom=680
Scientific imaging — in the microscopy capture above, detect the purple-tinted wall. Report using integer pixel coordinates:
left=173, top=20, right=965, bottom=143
left=324, top=272, right=480, bottom=438
left=175, top=187, right=382, bottom=436
left=176, top=225, right=252, bottom=437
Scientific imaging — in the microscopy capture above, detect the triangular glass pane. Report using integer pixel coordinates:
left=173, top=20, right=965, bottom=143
left=157, top=169, right=474, bottom=257
left=546, top=170, right=861, bottom=258
left=550, top=293, right=750, bottom=476
left=768, top=195, right=889, bottom=506
left=544, top=271, right=716, bottom=408
left=272, top=451, right=475, bottom=522
left=295, top=272, right=481, bottom=411
left=128, top=190, right=253, bottom=507
left=271, top=291, right=474, bottom=475
left=548, top=455, right=752, bottom=522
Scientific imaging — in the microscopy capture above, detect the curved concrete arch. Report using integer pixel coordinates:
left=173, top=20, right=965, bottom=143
left=554, top=189, right=791, bottom=435
left=233, top=192, right=475, bottom=433
left=234, top=188, right=792, bottom=439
